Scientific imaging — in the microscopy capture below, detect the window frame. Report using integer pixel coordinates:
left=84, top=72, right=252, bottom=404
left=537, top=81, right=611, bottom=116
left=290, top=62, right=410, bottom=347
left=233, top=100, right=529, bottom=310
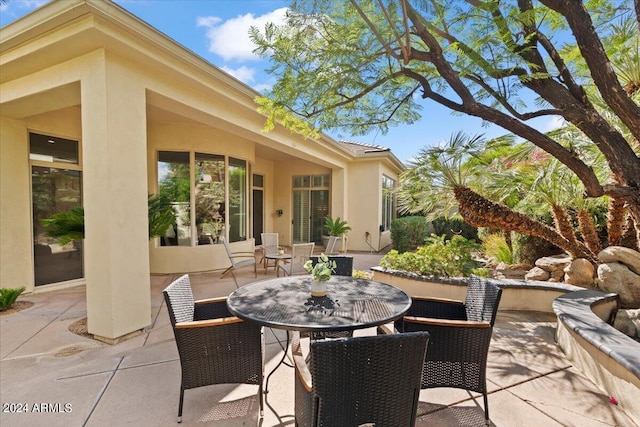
left=156, top=150, right=250, bottom=247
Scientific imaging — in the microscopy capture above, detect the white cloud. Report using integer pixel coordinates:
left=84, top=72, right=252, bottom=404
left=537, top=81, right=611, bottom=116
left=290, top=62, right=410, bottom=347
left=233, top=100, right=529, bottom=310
left=197, top=7, right=288, bottom=61
left=219, top=66, right=274, bottom=93
left=542, top=115, right=566, bottom=132
left=220, top=65, right=256, bottom=84
left=252, top=82, right=273, bottom=94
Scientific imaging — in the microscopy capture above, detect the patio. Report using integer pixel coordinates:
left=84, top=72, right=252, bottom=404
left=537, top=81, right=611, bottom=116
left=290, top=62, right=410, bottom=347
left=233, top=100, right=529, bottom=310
left=0, top=252, right=635, bottom=427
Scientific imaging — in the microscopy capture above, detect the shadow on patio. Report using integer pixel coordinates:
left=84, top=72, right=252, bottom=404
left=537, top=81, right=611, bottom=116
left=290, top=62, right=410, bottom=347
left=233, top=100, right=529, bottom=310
left=0, top=251, right=634, bottom=426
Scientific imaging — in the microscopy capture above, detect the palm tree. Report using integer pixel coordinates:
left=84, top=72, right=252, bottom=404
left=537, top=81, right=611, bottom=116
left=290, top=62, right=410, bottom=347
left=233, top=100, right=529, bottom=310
left=397, top=132, right=598, bottom=262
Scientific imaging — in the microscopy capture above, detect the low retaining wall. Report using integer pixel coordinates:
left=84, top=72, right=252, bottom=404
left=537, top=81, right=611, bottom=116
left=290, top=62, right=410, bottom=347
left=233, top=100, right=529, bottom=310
left=371, top=267, right=640, bottom=422
left=553, top=291, right=640, bottom=422
left=371, top=267, right=582, bottom=313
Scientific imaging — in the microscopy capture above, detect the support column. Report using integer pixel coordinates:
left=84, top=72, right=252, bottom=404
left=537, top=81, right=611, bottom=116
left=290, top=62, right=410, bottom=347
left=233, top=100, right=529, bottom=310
left=81, top=53, right=150, bottom=343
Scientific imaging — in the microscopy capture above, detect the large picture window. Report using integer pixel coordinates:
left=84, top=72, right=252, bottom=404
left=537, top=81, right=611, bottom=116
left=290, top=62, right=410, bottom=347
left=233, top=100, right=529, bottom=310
left=157, top=151, right=248, bottom=246
left=381, top=175, right=396, bottom=231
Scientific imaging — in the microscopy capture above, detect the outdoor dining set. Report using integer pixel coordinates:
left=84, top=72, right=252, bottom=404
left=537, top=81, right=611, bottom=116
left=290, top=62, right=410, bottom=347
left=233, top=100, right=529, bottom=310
left=162, top=233, right=502, bottom=426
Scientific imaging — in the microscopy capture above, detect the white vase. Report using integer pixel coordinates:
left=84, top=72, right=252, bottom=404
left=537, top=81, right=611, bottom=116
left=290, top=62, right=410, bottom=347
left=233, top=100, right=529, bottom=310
left=310, top=280, right=327, bottom=297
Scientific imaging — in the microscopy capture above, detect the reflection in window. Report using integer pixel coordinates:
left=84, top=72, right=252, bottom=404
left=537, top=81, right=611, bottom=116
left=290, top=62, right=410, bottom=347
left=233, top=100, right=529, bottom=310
left=229, top=158, right=247, bottom=243
left=382, top=175, right=396, bottom=231
left=156, top=151, right=249, bottom=246
left=195, top=153, right=225, bottom=244
left=32, top=167, right=83, bottom=285
left=158, top=151, right=191, bottom=246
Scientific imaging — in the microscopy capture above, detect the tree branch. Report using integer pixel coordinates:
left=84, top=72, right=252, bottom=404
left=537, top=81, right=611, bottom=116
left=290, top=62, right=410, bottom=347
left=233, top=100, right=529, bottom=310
left=539, top=0, right=640, bottom=140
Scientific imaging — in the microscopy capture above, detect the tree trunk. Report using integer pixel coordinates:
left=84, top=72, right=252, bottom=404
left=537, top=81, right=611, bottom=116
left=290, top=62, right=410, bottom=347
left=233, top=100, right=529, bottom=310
left=577, top=209, right=602, bottom=255
left=453, top=186, right=595, bottom=261
left=607, top=197, right=626, bottom=246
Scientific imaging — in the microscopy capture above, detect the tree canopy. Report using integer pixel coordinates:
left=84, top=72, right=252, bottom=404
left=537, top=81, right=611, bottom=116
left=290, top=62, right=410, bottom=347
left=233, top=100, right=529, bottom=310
left=251, top=0, right=640, bottom=248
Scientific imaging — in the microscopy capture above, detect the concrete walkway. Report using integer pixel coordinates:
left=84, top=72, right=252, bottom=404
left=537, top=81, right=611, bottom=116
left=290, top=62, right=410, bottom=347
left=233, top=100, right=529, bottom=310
left=1, top=252, right=636, bottom=427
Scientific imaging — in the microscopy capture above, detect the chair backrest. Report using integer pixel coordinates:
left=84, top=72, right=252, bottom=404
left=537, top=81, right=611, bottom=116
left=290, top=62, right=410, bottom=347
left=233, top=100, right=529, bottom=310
left=162, top=274, right=195, bottom=326
left=310, top=255, right=353, bottom=276
left=464, top=275, right=503, bottom=325
left=221, top=238, right=236, bottom=266
left=325, top=236, right=339, bottom=255
left=310, top=331, right=429, bottom=426
left=261, top=233, right=279, bottom=256
left=292, top=242, right=315, bottom=264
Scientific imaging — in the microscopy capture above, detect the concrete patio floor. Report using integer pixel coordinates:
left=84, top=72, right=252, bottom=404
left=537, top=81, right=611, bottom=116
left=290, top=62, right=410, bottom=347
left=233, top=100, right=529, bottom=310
left=1, top=252, right=636, bottom=427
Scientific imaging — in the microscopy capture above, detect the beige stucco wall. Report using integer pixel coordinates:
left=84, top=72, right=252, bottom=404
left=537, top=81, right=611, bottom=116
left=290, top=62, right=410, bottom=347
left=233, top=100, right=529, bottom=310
left=0, top=118, right=33, bottom=291
left=345, top=160, right=399, bottom=252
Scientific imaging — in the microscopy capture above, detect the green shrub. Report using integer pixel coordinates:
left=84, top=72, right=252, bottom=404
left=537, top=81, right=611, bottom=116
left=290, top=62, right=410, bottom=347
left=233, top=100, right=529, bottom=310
left=352, top=269, right=373, bottom=279
left=513, top=233, right=561, bottom=265
left=390, top=216, right=431, bottom=253
left=482, top=233, right=513, bottom=264
left=0, top=287, right=26, bottom=311
left=431, top=217, right=478, bottom=241
left=380, top=234, right=484, bottom=277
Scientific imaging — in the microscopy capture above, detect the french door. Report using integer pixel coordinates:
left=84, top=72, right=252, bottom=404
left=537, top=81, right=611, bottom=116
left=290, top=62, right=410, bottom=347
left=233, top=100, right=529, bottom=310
left=292, top=189, right=329, bottom=244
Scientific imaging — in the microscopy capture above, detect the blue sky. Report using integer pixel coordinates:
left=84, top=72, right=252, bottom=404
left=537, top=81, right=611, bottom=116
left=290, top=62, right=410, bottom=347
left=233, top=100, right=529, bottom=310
left=1, top=0, right=562, bottom=163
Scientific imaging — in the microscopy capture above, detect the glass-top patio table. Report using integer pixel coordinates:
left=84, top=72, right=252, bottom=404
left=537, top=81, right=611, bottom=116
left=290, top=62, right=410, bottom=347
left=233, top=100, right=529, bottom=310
left=226, top=275, right=412, bottom=333
left=227, top=275, right=412, bottom=392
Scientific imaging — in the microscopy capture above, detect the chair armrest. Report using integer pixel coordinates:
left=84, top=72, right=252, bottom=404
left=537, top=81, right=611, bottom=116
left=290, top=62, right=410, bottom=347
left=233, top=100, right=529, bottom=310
left=413, top=296, right=464, bottom=305
left=175, top=316, right=243, bottom=329
left=291, top=331, right=313, bottom=392
left=404, top=316, right=491, bottom=329
left=230, top=252, right=256, bottom=257
left=377, top=324, right=395, bottom=335
left=195, top=297, right=227, bottom=305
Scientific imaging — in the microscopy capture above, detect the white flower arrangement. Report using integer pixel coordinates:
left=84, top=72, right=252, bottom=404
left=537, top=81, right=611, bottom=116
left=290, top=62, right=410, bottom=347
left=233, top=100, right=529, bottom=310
left=304, top=253, right=336, bottom=281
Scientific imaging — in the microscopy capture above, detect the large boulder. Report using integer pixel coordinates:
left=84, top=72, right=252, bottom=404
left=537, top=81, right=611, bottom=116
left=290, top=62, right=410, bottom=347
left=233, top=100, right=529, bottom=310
left=598, top=246, right=640, bottom=275
left=597, top=262, right=640, bottom=308
left=564, top=258, right=595, bottom=287
left=535, top=254, right=571, bottom=273
left=613, top=309, right=640, bottom=339
left=525, top=266, right=550, bottom=281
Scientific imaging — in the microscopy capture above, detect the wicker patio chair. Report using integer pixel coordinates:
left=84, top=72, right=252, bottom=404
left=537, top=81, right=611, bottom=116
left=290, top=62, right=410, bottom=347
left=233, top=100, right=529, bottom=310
left=163, top=274, right=264, bottom=423
left=309, top=255, right=353, bottom=276
left=220, top=237, right=257, bottom=288
left=292, top=330, right=429, bottom=427
left=390, top=275, right=502, bottom=425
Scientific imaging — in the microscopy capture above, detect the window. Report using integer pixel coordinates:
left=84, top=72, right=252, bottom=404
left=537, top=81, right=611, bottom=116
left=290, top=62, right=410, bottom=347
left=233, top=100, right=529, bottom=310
left=381, top=175, right=396, bottom=231
left=228, top=157, right=247, bottom=242
left=30, top=133, right=83, bottom=286
left=195, top=153, right=225, bottom=244
left=158, top=151, right=191, bottom=246
left=157, top=151, right=249, bottom=246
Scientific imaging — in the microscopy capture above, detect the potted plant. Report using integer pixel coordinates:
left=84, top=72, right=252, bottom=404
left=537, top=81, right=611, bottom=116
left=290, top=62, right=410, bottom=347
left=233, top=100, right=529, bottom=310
left=322, top=216, right=352, bottom=251
left=304, top=253, right=337, bottom=297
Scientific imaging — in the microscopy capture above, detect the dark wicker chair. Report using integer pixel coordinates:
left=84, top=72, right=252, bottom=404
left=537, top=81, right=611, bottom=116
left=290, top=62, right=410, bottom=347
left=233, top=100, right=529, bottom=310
left=292, top=330, right=429, bottom=427
left=163, top=274, right=264, bottom=423
left=309, top=255, right=353, bottom=276
left=390, top=275, right=502, bottom=425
